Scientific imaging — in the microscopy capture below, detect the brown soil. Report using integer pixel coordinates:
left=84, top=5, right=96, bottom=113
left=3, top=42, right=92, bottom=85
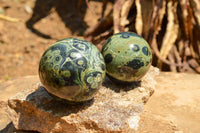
left=0, top=0, right=112, bottom=83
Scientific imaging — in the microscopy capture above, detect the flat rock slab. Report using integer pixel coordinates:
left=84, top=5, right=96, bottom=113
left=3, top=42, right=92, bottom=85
left=138, top=72, right=200, bottom=133
left=7, top=67, right=159, bottom=133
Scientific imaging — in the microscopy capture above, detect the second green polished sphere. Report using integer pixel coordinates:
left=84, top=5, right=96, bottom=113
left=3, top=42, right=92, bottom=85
left=102, top=32, right=152, bottom=82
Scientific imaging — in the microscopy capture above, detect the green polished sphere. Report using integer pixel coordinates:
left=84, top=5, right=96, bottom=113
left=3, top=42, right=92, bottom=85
left=39, top=38, right=106, bottom=102
left=102, top=32, right=152, bottom=82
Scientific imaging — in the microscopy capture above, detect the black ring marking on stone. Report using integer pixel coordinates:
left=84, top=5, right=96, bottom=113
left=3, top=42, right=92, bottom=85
left=59, top=61, right=77, bottom=86
left=83, top=72, right=102, bottom=96
left=104, top=53, right=113, bottom=64
left=73, top=39, right=89, bottom=52
left=84, top=72, right=101, bottom=85
left=126, top=59, right=144, bottom=69
left=68, top=49, right=81, bottom=60
left=51, top=44, right=67, bottom=65
left=74, top=57, right=87, bottom=70
left=55, top=56, right=61, bottom=62
left=120, top=32, right=130, bottom=38
left=131, top=44, right=140, bottom=52
left=50, top=62, right=54, bottom=67
left=116, top=32, right=142, bottom=39
left=142, top=46, right=149, bottom=56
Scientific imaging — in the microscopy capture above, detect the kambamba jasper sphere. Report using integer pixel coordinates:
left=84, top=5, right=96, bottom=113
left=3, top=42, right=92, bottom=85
left=102, top=32, right=152, bottom=82
left=39, top=38, right=106, bottom=102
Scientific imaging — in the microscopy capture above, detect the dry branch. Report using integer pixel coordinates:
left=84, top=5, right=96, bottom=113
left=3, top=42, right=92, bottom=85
left=158, top=1, right=179, bottom=68
left=120, top=0, right=134, bottom=31
left=135, top=0, right=142, bottom=35
left=0, top=14, right=20, bottom=22
left=83, top=0, right=200, bottom=73
left=113, top=0, right=125, bottom=33
left=84, top=11, right=113, bottom=42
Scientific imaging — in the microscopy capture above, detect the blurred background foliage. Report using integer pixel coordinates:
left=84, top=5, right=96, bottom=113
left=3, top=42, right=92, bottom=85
left=84, top=0, right=200, bottom=73
left=0, top=0, right=200, bottom=77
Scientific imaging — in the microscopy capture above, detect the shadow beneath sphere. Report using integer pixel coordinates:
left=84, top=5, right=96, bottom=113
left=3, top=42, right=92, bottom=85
left=103, top=75, right=141, bottom=93
left=26, top=86, right=94, bottom=116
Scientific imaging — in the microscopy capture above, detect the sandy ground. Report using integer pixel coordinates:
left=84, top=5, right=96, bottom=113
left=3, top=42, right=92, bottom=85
left=0, top=0, right=112, bottom=82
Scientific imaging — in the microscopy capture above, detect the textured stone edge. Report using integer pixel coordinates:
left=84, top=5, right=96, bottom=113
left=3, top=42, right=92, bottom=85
left=7, top=66, right=159, bottom=133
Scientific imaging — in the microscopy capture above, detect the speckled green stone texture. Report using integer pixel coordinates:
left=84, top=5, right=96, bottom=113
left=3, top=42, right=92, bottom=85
left=102, top=32, right=152, bottom=82
left=39, top=38, right=106, bottom=102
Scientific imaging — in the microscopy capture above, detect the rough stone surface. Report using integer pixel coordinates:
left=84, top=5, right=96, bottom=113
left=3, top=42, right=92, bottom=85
left=0, top=76, right=39, bottom=131
left=7, top=66, right=159, bottom=133
left=138, top=72, right=200, bottom=133
left=2, top=70, right=200, bottom=133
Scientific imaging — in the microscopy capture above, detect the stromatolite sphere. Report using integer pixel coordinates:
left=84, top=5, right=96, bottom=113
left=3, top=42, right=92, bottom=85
left=102, top=32, right=152, bottom=82
left=39, top=38, right=106, bottom=102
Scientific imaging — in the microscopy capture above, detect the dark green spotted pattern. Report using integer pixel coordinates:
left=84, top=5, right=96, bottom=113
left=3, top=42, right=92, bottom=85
left=102, top=32, right=152, bottom=82
left=39, top=38, right=106, bottom=102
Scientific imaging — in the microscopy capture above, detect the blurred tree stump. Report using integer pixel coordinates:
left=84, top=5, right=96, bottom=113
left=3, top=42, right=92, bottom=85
left=84, top=0, right=200, bottom=73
